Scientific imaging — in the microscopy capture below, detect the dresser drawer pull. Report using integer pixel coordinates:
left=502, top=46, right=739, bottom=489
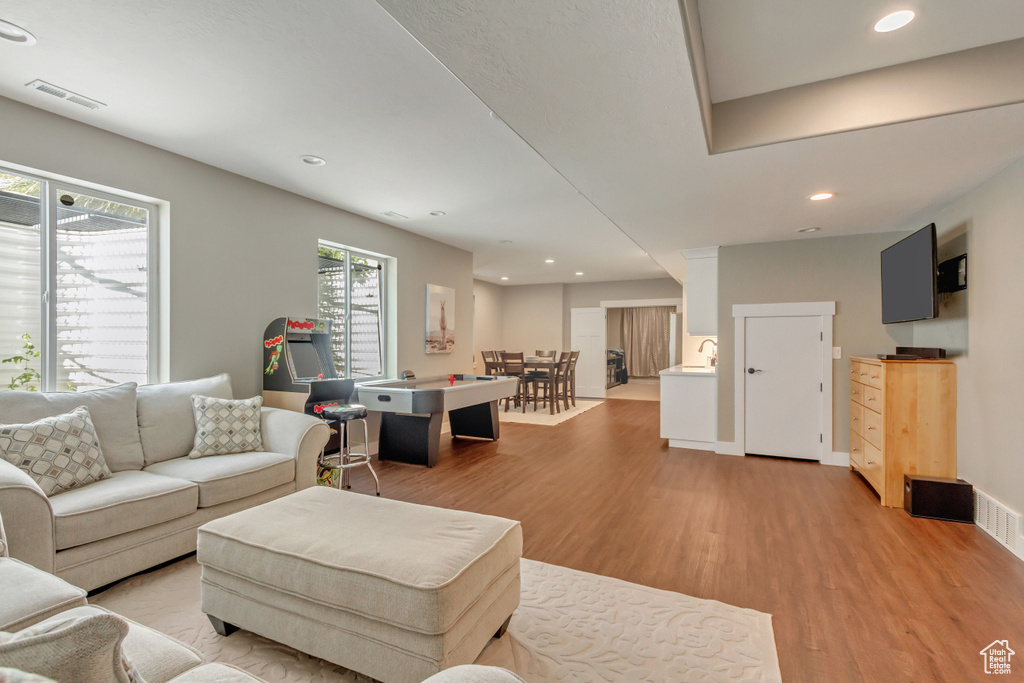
left=852, top=416, right=858, bottom=421
left=867, top=426, right=876, bottom=430
left=867, top=397, right=876, bottom=402
left=870, top=374, right=879, bottom=380
left=859, top=372, right=867, bottom=376
left=852, top=447, right=860, bottom=452
left=867, top=459, right=876, bottom=465
left=852, top=389, right=858, bottom=395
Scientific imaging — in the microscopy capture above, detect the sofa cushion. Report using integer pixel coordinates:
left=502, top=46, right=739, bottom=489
left=50, top=471, right=198, bottom=550
left=0, top=558, right=87, bottom=632
left=0, top=383, right=143, bottom=472
left=137, top=374, right=233, bottom=466
left=0, top=407, right=113, bottom=497
left=0, top=610, right=131, bottom=683
left=30, top=606, right=203, bottom=683
left=421, top=666, right=528, bottom=683
left=143, top=452, right=294, bottom=508
left=188, top=395, right=263, bottom=458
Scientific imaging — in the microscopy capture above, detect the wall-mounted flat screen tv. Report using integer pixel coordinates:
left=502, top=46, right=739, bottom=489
left=881, top=223, right=938, bottom=324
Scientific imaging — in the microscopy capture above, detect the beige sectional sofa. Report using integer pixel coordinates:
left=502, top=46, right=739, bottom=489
left=0, top=374, right=329, bottom=591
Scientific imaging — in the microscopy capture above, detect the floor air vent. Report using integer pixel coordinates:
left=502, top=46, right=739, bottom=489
left=975, top=489, right=1021, bottom=555
left=25, top=79, right=106, bottom=110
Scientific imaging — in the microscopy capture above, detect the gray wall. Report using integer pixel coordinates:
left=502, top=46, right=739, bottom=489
left=501, top=284, right=564, bottom=354
left=472, top=279, right=505, bottom=367
left=561, top=278, right=682, bottom=349
left=716, top=232, right=913, bottom=450
left=911, top=156, right=1024, bottom=516
left=0, top=97, right=475, bottom=398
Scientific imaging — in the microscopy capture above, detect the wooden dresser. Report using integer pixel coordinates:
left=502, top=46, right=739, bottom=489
left=848, top=356, right=957, bottom=507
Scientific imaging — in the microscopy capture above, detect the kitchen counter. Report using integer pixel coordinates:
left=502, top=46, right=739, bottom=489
left=660, top=365, right=717, bottom=450
left=659, top=364, right=716, bottom=376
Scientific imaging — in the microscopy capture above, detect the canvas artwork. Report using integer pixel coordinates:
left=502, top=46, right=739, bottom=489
left=425, top=284, right=455, bottom=354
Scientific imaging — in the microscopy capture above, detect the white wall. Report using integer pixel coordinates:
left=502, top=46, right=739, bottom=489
left=912, top=156, right=1024, bottom=516
left=0, top=97, right=474, bottom=398
left=472, top=279, right=504, bottom=369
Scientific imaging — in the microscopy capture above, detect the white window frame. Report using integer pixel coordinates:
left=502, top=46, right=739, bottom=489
left=1, top=164, right=160, bottom=391
left=317, top=239, right=389, bottom=380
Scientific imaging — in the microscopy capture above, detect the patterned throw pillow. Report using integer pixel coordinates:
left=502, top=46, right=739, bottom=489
left=0, top=407, right=112, bottom=497
left=188, top=395, right=263, bottom=458
left=0, top=613, right=136, bottom=683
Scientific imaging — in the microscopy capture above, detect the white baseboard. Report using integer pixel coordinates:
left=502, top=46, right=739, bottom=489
left=668, top=439, right=716, bottom=451
left=821, top=451, right=850, bottom=467
left=715, top=441, right=743, bottom=456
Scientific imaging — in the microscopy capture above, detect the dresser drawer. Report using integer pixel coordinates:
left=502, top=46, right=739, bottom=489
left=862, top=408, right=882, bottom=449
left=863, top=363, right=883, bottom=389
left=850, top=431, right=865, bottom=468
left=860, top=440, right=884, bottom=491
left=849, top=401, right=865, bottom=435
left=861, top=384, right=881, bottom=412
left=850, top=361, right=869, bottom=385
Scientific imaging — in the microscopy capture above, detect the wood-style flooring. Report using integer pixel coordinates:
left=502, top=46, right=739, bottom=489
left=345, top=399, right=1024, bottom=682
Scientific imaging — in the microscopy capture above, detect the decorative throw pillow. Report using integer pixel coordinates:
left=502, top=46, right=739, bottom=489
left=0, top=407, right=112, bottom=497
left=0, top=613, right=135, bottom=683
left=188, top=395, right=263, bottom=458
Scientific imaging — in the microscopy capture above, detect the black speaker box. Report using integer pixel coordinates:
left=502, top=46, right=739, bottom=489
left=904, top=475, right=974, bottom=523
left=896, top=346, right=947, bottom=359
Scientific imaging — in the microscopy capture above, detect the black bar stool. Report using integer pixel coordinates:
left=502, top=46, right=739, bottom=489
left=321, top=404, right=380, bottom=495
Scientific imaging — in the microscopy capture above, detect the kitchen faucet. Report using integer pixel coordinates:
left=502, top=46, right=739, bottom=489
left=698, top=339, right=717, bottom=367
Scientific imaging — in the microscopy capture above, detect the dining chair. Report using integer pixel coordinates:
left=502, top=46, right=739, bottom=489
left=534, top=352, right=570, bottom=412
left=500, top=352, right=534, bottom=412
left=567, top=350, right=580, bottom=408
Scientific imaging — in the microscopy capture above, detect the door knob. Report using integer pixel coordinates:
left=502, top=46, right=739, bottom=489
left=747, top=368, right=762, bottom=374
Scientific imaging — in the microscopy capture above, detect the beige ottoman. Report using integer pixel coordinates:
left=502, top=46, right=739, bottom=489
left=196, top=487, right=522, bottom=683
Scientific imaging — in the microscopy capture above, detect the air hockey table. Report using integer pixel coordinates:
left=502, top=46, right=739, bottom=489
left=355, top=374, right=519, bottom=467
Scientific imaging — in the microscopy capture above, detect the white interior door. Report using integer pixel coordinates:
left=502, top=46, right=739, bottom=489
left=744, top=315, right=822, bottom=460
left=571, top=307, right=606, bottom=399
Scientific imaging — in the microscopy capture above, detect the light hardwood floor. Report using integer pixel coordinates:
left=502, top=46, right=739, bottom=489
left=345, top=399, right=1024, bottom=682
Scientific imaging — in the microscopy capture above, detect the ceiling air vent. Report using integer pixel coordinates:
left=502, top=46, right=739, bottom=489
left=381, top=211, right=409, bottom=220
left=25, top=79, right=106, bottom=110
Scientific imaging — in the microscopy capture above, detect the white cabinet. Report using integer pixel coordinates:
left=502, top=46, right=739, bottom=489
left=660, top=366, right=717, bottom=449
left=683, top=247, right=718, bottom=336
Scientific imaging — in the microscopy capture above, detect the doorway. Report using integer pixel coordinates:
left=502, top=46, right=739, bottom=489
left=733, top=302, right=835, bottom=461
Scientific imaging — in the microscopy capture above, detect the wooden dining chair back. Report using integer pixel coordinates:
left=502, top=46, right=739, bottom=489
left=500, top=352, right=532, bottom=412
left=567, top=350, right=580, bottom=407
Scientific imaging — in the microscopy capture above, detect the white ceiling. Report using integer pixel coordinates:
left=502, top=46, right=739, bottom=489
left=698, top=0, right=1024, bottom=102
left=1, top=1, right=1023, bottom=286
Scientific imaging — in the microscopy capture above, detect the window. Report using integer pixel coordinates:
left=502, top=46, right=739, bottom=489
left=0, top=167, right=157, bottom=392
left=317, top=241, right=387, bottom=379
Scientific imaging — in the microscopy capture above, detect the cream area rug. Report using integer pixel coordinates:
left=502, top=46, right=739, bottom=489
left=497, top=399, right=603, bottom=426
left=91, top=556, right=781, bottom=682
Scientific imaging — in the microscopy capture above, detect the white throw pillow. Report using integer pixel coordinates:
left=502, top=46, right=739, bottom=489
left=188, top=395, right=263, bottom=458
left=0, top=407, right=112, bottom=496
left=0, top=613, right=137, bottom=683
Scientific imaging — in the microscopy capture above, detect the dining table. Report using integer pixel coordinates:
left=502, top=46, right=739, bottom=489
left=523, top=356, right=568, bottom=415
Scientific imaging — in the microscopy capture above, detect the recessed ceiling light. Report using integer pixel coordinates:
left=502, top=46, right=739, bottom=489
left=874, top=10, right=915, bottom=33
left=429, top=211, right=446, bottom=216
left=809, top=192, right=834, bottom=201
left=576, top=272, right=584, bottom=276
left=545, top=259, right=554, bottom=264
left=300, top=155, right=326, bottom=166
left=499, top=240, right=513, bottom=245
left=0, top=19, right=36, bottom=46
left=500, top=276, right=509, bottom=281
left=796, top=227, right=820, bottom=233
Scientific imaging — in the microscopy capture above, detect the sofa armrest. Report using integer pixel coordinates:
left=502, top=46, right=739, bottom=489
left=260, top=407, right=330, bottom=490
left=0, top=460, right=55, bottom=573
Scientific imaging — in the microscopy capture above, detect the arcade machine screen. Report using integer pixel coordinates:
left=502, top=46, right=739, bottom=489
left=289, top=341, right=324, bottom=380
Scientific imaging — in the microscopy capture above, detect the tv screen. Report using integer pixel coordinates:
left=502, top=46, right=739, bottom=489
left=881, top=224, right=938, bottom=324
left=289, top=341, right=323, bottom=379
